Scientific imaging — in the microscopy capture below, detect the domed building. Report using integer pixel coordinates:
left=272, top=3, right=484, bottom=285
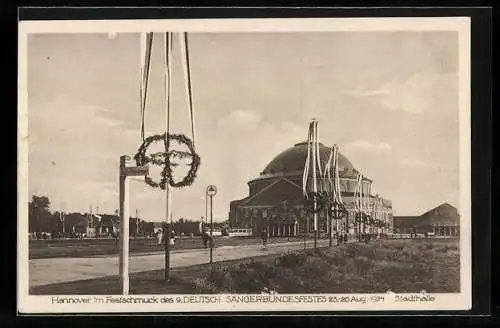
left=228, top=141, right=393, bottom=237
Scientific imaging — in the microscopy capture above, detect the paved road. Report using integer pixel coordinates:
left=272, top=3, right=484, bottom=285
left=29, top=239, right=331, bottom=287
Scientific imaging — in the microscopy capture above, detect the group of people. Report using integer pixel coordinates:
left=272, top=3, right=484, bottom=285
left=256, top=229, right=379, bottom=248
left=196, top=227, right=380, bottom=251
left=359, top=233, right=380, bottom=243
left=336, top=232, right=349, bottom=245
left=156, top=229, right=176, bottom=246
left=337, top=232, right=380, bottom=244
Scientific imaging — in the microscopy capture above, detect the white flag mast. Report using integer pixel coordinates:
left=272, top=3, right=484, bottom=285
left=302, top=119, right=322, bottom=250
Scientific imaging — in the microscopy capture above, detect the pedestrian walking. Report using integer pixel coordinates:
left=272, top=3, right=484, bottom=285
left=157, top=229, right=163, bottom=246
left=202, top=231, right=208, bottom=248
left=262, top=228, right=268, bottom=250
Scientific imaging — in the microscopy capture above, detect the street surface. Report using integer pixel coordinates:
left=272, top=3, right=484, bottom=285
left=29, top=239, right=331, bottom=286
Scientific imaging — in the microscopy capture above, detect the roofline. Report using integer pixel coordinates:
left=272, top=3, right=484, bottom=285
left=231, top=191, right=392, bottom=206
left=240, top=177, right=303, bottom=206
left=420, top=202, right=458, bottom=217
left=248, top=173, right=373, bottom=185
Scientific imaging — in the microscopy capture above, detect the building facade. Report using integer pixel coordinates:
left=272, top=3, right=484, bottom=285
left=229, top=142, right=393, bottom=237
left=393, top=203, right=460, bottom=237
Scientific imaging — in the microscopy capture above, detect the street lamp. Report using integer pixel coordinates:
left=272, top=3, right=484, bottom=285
left=59, top=211, right=65, bottom=235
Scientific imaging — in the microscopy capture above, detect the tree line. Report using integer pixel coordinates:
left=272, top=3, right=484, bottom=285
left=28, top=195, right=227, bottom=238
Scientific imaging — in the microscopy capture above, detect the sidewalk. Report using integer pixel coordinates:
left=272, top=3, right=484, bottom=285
left=29, top=239, right=330, bottom=287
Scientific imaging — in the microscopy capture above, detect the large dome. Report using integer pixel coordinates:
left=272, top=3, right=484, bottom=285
left=260, top=141, right=356, bottom=177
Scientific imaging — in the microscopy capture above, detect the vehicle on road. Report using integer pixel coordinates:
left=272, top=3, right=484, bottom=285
left=227, top=228, right=253, bottom=237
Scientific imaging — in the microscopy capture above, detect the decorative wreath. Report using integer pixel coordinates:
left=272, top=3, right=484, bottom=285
left=134, top=133, right=201, bottom=190
left=329, top=202, right=348, bottom=220
left=303, top=191, right=329, bottom=214
left=355, top=212, right=372, bottom=224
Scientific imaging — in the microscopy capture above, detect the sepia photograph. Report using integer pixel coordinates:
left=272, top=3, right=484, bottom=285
left=18, top=17, right=471, bottom=313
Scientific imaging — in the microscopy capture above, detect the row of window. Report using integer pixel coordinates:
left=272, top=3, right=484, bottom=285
left=242, top=210, right=391, bottom=220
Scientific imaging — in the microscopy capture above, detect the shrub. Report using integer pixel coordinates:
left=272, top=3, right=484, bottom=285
left=437, top=244, right=451, bottom=253
left=193, top=239, right=459, bottom=294
left=192, top=278, right=217, bottom=293
left=275, top=251, right=305, bottom=268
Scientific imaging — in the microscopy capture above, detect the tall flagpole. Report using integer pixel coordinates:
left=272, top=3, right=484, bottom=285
left=312, top=120, right=318, bottom=250
left=164, top=32, right=172, bottom=281
left=327, top=149, right=332, bottom=247
left=361, top=176, right=365, bottom=239
left=179, top=32, right=196, bottom=148
left=325, top=145, right=333, bottom=247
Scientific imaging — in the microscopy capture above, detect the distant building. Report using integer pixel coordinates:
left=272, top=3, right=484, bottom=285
left=96, top=214, right=119, bottom=235
left=393, top=203, right=460, bottom=236
left=62, top=213, right=122, bottom=236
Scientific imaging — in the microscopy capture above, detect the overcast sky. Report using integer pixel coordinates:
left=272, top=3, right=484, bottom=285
left=27, top=31, right=460, bottom=221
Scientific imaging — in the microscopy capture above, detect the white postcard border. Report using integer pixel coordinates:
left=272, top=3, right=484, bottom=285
left=17, top=17, right=472, bottom=314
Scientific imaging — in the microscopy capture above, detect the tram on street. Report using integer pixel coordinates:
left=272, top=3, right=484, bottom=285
left=227, top=228, right=253, bottom=237
left=203, top=227, right=223, bottom=237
